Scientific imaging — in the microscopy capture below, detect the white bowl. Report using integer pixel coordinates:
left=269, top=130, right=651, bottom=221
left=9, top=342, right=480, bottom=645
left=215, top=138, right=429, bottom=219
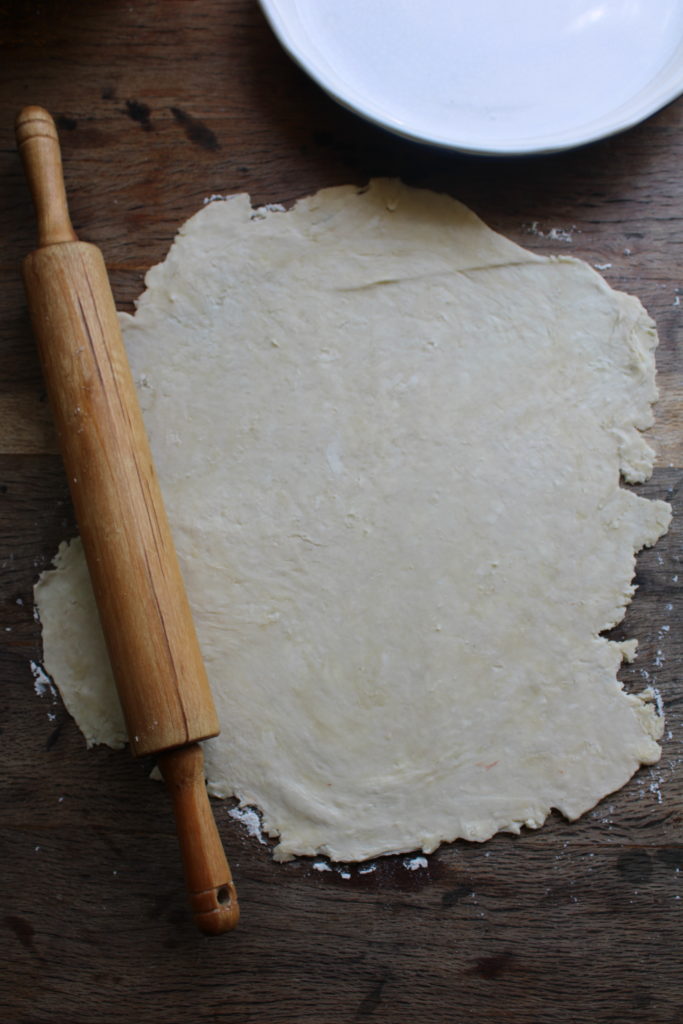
left=259, top=0, right=683, bottom=155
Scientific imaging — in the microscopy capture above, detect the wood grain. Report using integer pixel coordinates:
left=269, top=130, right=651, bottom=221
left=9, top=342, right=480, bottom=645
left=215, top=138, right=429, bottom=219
left=160, top=744, right=239, bottom=935
left=23, top=240, right=219, bottom=758
left=1, top=2, right=682, bottom=1021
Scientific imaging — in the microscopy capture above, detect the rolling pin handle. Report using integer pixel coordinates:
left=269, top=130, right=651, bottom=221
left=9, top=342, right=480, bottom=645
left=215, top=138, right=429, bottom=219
left=16, top=106, right=77, bottom=248
left=159, top=744, right=240, bottom=935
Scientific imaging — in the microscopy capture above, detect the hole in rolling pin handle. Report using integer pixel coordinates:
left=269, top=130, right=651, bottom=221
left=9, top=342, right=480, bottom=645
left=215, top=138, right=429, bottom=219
left=216, top=886, right=231, bottom=905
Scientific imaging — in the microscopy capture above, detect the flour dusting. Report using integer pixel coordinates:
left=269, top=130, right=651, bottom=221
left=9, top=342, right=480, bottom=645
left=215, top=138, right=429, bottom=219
left=404, top=855, right=429, bottom=871
left=30, top=661, right=57, bottom=700
left=229, top=805, right=266, bottom=844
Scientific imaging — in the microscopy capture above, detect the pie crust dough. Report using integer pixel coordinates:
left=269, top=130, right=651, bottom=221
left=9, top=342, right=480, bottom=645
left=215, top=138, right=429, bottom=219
left=34, top=181, right=671, bottom=861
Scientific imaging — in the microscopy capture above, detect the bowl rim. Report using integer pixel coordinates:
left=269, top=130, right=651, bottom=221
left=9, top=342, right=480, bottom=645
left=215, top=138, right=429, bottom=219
left=258, top=0, right=683, bottom=155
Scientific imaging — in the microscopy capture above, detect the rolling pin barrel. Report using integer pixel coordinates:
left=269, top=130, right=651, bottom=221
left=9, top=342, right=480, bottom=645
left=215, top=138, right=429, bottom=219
left=17, top=106, right=238, bottom=933
left=22, top=212, right=218, bottom=758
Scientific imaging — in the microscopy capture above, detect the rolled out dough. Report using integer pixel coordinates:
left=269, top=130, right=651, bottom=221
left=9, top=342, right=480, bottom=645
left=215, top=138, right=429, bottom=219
left=35, top=180, right=671, bottom=862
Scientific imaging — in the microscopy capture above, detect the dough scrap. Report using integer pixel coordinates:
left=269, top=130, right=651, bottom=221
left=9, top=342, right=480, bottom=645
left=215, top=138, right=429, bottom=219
left=34, top=180, right=671, bottom=862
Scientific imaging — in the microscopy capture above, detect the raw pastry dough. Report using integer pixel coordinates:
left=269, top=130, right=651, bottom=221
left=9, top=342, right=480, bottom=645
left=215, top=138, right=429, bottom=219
left=35, top=180, right=671, bottom=862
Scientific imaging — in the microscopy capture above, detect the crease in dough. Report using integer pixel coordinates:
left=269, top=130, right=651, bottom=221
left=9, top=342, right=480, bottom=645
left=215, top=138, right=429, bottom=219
left=33, top=180, right=671, bottom=863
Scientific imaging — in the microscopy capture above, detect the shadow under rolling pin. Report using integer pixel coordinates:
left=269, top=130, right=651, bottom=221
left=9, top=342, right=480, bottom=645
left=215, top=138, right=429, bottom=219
left=16, top=106, right=239, bottom=935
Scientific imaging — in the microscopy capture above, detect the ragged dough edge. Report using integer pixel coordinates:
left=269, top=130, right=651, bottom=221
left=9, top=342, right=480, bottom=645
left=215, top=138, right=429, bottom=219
left=32, top=180, right=672, bottom=863
left=128, top=179, right=545, bottom=326
left=34, top=538, right=127, bottom=749
left=251, top=481, right=670, bottom=861
left=607, top=292, right=660, bottom=483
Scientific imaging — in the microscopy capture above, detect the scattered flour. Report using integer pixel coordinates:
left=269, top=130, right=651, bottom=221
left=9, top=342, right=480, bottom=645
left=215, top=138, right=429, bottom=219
left=525, top=221, right=576, bottom=243
left=251, top=203, right=286, bottom=221
left=651, top=688, right=665, bottom=718
left=30, top=661, right=57, bottom=700
left=404, top=855, right=429, bottom=871
left=229, top=805, right=267, bottom=844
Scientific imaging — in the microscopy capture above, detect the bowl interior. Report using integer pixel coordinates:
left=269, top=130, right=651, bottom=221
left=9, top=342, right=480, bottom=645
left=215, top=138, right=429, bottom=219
left=260, top=0, right=683, bottom=154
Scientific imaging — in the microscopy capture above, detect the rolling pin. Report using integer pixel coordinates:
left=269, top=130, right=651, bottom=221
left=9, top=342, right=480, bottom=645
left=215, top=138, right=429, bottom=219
left=16, top=106, right=239, bottom=935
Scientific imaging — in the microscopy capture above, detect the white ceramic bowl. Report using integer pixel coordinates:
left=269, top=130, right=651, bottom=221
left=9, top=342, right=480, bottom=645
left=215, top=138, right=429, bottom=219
left=259, top=0, right=683, bottom=155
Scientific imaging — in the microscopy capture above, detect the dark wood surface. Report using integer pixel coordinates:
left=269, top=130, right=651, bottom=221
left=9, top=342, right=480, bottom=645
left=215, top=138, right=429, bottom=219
left=1, top=3, right=682, bottom=1022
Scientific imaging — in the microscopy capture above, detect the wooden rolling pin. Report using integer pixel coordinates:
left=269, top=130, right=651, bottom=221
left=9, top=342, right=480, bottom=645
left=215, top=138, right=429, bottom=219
left=16, top=106, right=239, bottom=935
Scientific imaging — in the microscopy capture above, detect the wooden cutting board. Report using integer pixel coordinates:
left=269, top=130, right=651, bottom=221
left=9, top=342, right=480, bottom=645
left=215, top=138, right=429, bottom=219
left=1, top=3, right=681, bottom=1022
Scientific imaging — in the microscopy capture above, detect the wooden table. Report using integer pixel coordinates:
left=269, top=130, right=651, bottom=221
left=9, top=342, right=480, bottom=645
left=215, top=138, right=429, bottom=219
left=1, top=4, right=681, bottom=1021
